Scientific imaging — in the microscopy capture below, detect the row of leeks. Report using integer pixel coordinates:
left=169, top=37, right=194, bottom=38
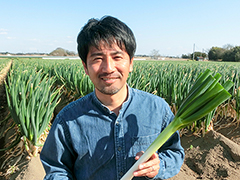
left=49, top=60, right=240, bottom=132
left=6, top=59, right=239, bottom=125
left=2, top=59, right=239, bottom=157
left=128, top=61, right=239, bottom=132
left=234, top=87, right=240, bottom=120
left=0, top=59, right=11, bottom=72
left=53, top=64, right=94, bottom=101
left=121, top=69, right=233, bottom=180
left=4, top=64, right=62, bottom=156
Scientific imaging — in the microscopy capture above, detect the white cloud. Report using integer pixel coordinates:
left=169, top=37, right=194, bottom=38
left=29, top=38, right=38, bottom=41
left=0, top=32, right=7, bottom=35
left=0, top=28, right=8, bottom=35
left=7, top=37, right=16, bottom=39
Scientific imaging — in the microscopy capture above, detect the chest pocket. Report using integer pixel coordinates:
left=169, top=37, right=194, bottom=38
left=130, top=133, right=159, bottom=157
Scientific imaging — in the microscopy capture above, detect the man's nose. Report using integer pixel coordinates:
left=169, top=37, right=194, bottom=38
left=102, top=57, right=115, bottom=72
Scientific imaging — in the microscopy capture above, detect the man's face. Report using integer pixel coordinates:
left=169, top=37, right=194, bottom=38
left=83, top=43, right=133, bottom=96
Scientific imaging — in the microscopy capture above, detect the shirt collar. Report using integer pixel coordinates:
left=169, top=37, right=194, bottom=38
left=91, top=85, right=132, bottom=115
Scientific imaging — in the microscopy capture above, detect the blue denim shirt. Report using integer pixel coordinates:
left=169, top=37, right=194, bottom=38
left=40, top=87, right=184, bottom=180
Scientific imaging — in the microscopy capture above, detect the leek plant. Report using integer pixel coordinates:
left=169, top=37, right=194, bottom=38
left=5, top=65, right=62, bottom=156
left=235, top=87, right=240, bottom=120
left=128, top=61, right=239, bottom=133
left=204, top=80, right=234, bottom=131
left=54, top=64, right=94, bottom=101
left=121, top=69, right=233, bottom=180
left=0, top=59, right=10, bottom=71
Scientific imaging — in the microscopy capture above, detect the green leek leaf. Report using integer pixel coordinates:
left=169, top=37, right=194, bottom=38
left=121, top=69, right=233, bottom=180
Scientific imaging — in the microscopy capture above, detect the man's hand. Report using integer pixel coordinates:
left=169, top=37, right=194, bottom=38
left=133, top=151, right=160, bottom=178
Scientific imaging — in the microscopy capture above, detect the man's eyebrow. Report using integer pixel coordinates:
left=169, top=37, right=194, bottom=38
left=110, top=51, right=124, bottom=55
left=89, top=52, right=104, bottom=57
left=89, top=51, right=124, bottom=57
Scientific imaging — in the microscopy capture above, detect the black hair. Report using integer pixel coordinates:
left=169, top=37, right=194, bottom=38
left=77, top=16, right=136, bottom=64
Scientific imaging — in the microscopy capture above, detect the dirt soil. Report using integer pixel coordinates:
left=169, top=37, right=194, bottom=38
left=0, top=119, right=238, bottom=180
left=170, top=124, right=240, bottom=180
left=0, top=62, right=240, bottom=180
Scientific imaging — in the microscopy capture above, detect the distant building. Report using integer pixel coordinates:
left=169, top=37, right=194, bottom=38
left=196, top=56, right=204, bottom=61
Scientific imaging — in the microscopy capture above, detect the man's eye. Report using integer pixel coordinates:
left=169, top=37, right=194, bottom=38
left=94, top=57, right=102, bottom=61
left=114, top=56, right=123, bottom=60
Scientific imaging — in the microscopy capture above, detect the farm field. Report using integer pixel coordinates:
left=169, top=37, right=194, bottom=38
left=0, top=59, right=11, bottom=84
left=0, top=59, right=11, bottom=71
left=0, top=58, right=240, bottom=179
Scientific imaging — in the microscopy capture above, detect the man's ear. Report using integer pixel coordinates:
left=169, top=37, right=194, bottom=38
left=81, top=61, right=89, bottom=75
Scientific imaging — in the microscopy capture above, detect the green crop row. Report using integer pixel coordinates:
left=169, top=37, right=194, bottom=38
left=1, top=58, right=240, bottom=153
left=2, top=59, right=62, bottom=155
left=128, top=61, right=240, bottom=133
left=0, top=59, right=11, bottom=72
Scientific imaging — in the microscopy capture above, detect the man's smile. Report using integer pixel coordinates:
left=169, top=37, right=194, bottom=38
left=100, top=76, right=119, bottom=84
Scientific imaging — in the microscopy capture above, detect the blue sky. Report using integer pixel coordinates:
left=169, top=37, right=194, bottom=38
left=0, top=0, right=239, bottom=56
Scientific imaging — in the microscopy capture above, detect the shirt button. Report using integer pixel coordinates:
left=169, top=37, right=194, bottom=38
left=119, top=172, right=124, bottom=176
left=118, top=146, right=122, bottom=151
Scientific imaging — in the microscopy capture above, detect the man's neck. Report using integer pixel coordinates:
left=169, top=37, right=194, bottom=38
left=95, top=85, right=128, bottom=115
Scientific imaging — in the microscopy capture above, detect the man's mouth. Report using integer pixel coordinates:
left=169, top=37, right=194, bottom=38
left=102, top=77, right=117, bottom=80
left=101, top=76, right=118, bottom=83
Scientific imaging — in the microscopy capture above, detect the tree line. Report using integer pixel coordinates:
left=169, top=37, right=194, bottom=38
left=182, top=45, right=240, bottom=62
left=208, top=45, right=240, bottom=62
left=49, top=48, right=76, bottom=56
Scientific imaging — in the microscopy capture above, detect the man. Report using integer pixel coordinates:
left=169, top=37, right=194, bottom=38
left=40, top=16, right=184, bottom=180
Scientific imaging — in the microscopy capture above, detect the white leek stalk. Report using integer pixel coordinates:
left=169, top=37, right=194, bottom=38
left=121, top=69, right=233, bottom=180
